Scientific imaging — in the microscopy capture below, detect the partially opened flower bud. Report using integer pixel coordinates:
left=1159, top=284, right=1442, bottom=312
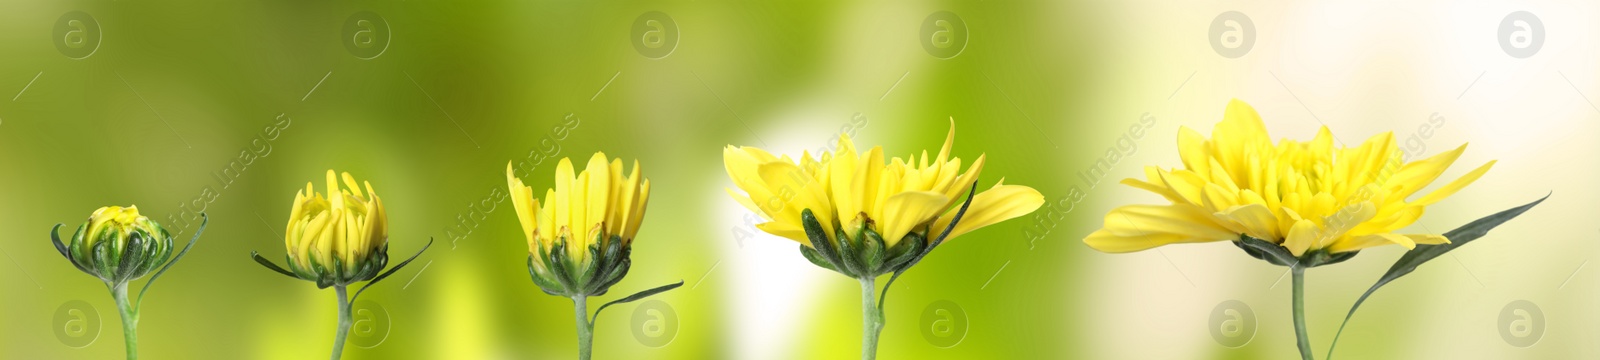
left=507, top=152, right=650, bottom=297
left=60, top=206, right=174, bottom=284
left=282, top=170, right=391, bottom=288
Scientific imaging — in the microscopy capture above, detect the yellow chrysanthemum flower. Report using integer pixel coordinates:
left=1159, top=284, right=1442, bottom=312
left=283, top=170, right=390, bottom=286
left=725, top=122, right=1043, bottom=360
left=252, top=169, right=428, bottom=360
left=507, top=152, right=651, bottom=296
left=507, top=153, right=678, bottom=360
left=725, top=122, right=1044, bottom=276
left=1085, top=99, right=1494, bottom=257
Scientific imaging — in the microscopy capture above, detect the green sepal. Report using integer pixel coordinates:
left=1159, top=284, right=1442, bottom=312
left=883, top=231, right=925, bottom=273
left=532, top=240, right=567, bottom=295
left=593, top=257, right=631, bottom=296
left=68, top=224, right=90, bottom=267
left=251, top=251, right=298, bottom=278
left=52, top=224, right=94, bottom=275
left=857, top=227, right=886, bottom=274
left=598, top=235, right=625, bottom=279
left=114, top=231, right=146, bottom=282
left=830, top=225, right=864, bottom=277
left=1234, top=236, right=1299, bottom=267
left=91, top=240, right=115, bottom=282
left=576, top=235, right=604, bottom=290
left=799, top=244, right=840, bottom=272
left=528, top=255, right=564, bottom=296
left=799, top=209, right=846, bottom=274
left=546, top=239, right=579, bottom=293
left=1234, top=235, right=1361, bottom=269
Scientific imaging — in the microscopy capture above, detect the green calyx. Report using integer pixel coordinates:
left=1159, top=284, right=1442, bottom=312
left=55, top=219, right=177, bottom=285
left=798, top=209, right=929, bottom=279
left=278, top=245, right=390, bottom=289
left=1233, top=235, right=1359, bottom=269
left=528, top=232, right=632, bottom=297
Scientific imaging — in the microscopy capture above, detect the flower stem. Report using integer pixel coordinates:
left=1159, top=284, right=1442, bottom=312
left=859, top=277, right=884, bottom=360
left=1291, top=266, right=1313, bottom=360
left=331, top=285, right=351, bottom=360
left=573, top=295, right=594, bottom=360
left=111, top=282, right=138, bottom=360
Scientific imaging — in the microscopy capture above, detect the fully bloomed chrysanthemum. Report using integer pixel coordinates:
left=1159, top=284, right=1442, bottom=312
left=724, top=123, right=1044, bottom=277
left=1084, top=99, right=1494, bottom=258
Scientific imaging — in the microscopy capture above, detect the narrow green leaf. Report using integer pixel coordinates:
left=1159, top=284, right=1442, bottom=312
left=351, top=237, right=434, bottom=305
left=879, top=182, right=978, bottom=311
left=1326, top=194, right=1547, bottom=359
left=137, top=214, right=205, bottom=308
left=591, top=281, right=684, bottom=326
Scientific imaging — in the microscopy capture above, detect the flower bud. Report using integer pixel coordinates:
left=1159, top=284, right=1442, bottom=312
left=281, top=170, right=390, bottom=288
left=507, top=153, right=650, bottom=297
left=56, top=206, right=174, bottom=284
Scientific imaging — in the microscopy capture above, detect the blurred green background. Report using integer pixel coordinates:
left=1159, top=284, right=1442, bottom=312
left=0, top=0, right=1595, bottom=359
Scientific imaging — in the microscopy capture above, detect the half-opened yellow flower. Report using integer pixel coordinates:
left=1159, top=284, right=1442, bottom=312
left=507, top=152, right=650, bottom=297
left=725, top=123, right=1043, bottom=269
left=284, top=170, right=389, bottom=285
left=1084, top=99, right=1495, bottom=256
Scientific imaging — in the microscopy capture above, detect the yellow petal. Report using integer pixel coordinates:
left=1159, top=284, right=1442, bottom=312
left=1217, top=204, right=1280, bottom=241
left=931, top=182, right=1046, bottom=241
left=1083, top=229, right=1192, bottom=253
left=1412, top=160, right=1494, bottom=206
left=553, top=158, right=573, bottom=238
left=1282, top=219, right=1319, bottom=257
left=1095, top=204, right=1235, bottom=242
left=625, top=179, right=651, bottom=241
left=1387, top=144, right=1467, bottom=198
left=877, top=191, right=950, bottom=246
left=585, top=152, right=611, bottom=237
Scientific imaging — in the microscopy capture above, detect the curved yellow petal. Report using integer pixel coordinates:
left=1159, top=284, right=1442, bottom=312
left=877, top=191, right=949, bottom=246
left=931, top=182, right=1045, bottom=241
left=1412, top=160, right=1495, bottom=206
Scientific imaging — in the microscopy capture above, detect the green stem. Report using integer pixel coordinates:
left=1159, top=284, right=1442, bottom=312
left=331, top=285, right=351, bottom=360
left=859, top=277, right=884, bottom=360
left=1291, top=266, right=1313, bottom=360
left=111, top=282, right=138, bottom=360
left=573, top=295, right=594, bottom=360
